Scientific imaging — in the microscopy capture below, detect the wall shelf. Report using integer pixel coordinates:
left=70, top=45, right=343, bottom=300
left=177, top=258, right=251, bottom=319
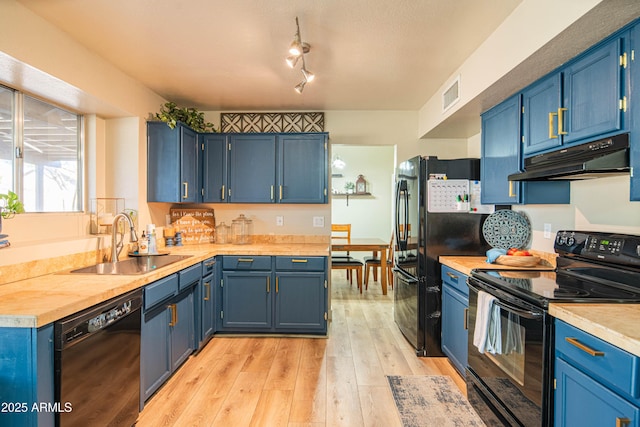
left=331, top=192, right=373, bottom=206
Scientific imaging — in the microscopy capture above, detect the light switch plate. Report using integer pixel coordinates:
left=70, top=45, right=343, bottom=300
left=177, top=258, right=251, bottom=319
left=276, top=216, right=284, bottom=226
left=313, top=216, right=325, bottom=227
left=544, top=223, right=551, bottom=239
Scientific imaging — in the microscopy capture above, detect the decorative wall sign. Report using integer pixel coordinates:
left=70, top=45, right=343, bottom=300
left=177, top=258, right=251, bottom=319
left=220, top=112, right=324, bottom=133
left=169, top=208, right=215, bottom=244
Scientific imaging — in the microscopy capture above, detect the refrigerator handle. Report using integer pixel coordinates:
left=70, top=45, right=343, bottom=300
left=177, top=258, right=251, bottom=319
left=395, top=180, right=408, bottom=250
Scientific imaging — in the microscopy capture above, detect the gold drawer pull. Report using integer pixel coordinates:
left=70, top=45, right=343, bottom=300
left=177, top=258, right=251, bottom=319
left=446, top=271, right=459, bottom=280
left=616, top=417, right=631, bottom=427
left=238, top=258, right=254, bottom=262
left=292, top=259, right=308, bottom=263
left=565, top=337, right=604, bottom=357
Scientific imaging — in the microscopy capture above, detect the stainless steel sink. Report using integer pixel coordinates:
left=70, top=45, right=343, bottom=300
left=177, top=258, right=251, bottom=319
left=69, top=254, right=193, bottom=275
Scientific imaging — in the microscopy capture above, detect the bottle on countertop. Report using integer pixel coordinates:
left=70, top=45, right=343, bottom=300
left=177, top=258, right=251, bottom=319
left=139, top=231, right=149, bottom=254
left=147, top=224, right=157, bottom=254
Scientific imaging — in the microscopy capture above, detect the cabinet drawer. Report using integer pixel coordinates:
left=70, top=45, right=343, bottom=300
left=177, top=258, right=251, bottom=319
left=202, top=257, right=216, bottom=276
left=555, top=320, right=640, bottom=399
left=441, top=265, right=469, bottom=296
left=222, top=256, right=271, bottom=270
left=179, top=263, right=201, bottom=290
left=145, top=274, right=178, bottom=311
left=275, top=256, right=325, bottom=271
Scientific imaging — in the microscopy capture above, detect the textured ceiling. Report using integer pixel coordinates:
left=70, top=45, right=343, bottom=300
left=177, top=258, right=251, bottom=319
left=16, top=0, right=521, bottom=112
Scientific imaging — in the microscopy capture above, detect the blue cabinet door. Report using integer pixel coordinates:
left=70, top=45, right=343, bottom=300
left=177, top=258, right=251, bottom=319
left=555, top=357, right=639, bottom=427
left=147, top=122, right=199, bottom=203
left=481, top=95, right=522, bottom=205
left=522, top=74, right=563, bottom=155
left=201, top=133, right=228, bottom=203
left=563, top=38, right=623, bottom=145
left=170, top=289, right=194, bottom=372
left=277, top=134, right=328, bottom=203
left=228, top=134, right=276, bottom=203
left=141, top=305, right=171, bottom=403
left=200, top=271, right=216, bottom=346
left=441, top=266, right=469, bottom=377
left=222, top=271, right=272, bottom=329
left=275, top=272, right=326, bottom=333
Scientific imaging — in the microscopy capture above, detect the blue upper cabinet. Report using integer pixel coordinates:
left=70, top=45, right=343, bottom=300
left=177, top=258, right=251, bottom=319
left=277, top=133, right=328, bottom=203
left=481, top=94, right=522, bottom=205
left=228, top=134, right=277, bottom=203
left=630, top=22, right=640, bottom=201
left=147, top=121, right=199, bottom=203
left=200, top=133, right=227, bottom=203
left=523, top=37, right=625, bottom=158
left=522, top=74, right=563, bottom=155
left=481, top=95, right=570, bottom=205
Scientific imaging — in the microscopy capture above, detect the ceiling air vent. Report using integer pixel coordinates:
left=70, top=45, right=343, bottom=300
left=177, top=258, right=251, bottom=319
left=442, top=75, right=460, bottom=113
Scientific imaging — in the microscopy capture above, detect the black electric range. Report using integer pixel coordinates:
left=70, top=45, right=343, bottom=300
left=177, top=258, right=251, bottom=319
left=466, top=231, right=640, bottom=427
left=472, top=231, right=640, bottom=308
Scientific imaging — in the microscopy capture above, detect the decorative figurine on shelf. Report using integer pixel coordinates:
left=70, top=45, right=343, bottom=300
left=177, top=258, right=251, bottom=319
left=356, top=174, right=368, bottom=194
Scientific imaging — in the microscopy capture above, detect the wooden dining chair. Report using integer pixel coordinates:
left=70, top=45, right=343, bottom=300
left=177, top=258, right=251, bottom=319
left=331, top=224, right=364, bottom=291
left=363, top=232, right=394, bottom=290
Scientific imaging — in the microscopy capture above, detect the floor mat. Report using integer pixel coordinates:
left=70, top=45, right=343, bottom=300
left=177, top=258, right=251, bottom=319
left=387, top=375, right=486, bottom=427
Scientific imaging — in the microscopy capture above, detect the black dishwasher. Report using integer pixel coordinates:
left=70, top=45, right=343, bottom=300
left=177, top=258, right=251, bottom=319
left=54, top=289, right=142, bottom=427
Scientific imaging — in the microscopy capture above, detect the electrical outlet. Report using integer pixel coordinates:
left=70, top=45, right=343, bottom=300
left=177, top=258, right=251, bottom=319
left=313, top=216, right=325, bottom=227
left=544, top=223, right=552, bottom=239
left=276, top=216, right=284, bottom=226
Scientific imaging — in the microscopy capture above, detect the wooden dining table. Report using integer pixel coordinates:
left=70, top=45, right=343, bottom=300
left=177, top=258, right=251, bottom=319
left=331, top=237, right=390, bottom=295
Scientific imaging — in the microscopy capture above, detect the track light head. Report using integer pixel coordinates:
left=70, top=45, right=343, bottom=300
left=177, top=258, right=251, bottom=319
left=286, top=55, right=300, bottom=68
left=294, top=80, right=306, bottom=94
left=301, top=67, right=315, bottom=82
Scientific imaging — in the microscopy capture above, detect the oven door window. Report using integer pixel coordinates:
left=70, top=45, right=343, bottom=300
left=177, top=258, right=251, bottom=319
left=467, top=285, right=546, bottom=426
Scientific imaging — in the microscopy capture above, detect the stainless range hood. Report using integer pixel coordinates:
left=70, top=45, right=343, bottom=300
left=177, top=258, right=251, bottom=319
left=508, top=133, right=630, bottom=181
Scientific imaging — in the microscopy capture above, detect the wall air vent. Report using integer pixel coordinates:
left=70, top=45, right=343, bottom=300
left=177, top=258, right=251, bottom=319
left=442, top=75, right=460, bottom=113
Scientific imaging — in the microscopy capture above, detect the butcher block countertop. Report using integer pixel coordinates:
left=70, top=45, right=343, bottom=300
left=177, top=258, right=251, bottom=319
left=440, top=255, right=640, bottom=358
left=0, top=242, right=329, bottom=329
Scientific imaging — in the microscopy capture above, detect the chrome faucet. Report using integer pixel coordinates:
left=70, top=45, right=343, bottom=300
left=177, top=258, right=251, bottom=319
left=111, top=212, right=139, bottom=262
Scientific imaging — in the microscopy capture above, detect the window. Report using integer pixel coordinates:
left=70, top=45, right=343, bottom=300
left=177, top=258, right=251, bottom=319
left=0, top=85, right=83, bottom=212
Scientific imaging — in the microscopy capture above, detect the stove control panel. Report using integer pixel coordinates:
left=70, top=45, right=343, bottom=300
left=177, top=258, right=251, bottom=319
left=555, top=230, right=640, bottom=267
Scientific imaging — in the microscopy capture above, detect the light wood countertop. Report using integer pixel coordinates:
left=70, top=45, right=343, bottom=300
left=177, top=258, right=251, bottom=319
left=0, top=242, right=329, bottom=328
left=439, top=255, right=554, bottom=276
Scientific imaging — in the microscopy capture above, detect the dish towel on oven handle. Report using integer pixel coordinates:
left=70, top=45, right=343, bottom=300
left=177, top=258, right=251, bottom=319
left=473, top=290, right=503, bottom=354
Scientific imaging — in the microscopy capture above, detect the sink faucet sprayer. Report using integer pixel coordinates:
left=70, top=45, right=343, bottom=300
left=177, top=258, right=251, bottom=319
left=111, top=212, right=138, bottom=262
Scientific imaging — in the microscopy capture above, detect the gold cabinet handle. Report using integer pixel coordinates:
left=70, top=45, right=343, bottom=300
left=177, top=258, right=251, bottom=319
left=557, top=107, right=568, bottom=135
left=238, top=258, right=254, bottom=262
left=292, top=259, right=308, bottom=263
left=616, top=418, right=631, bottom=427
left=221, top=185, right=225, bottom=200
left=548, top=111, right=558, bottom=138
left=182, top=182, right=189, bottom=199
left=168, top=304, right=178, bottom=326
left=270, top=185, right=274, bottom=200
left=463, top=308, right=469, bottom=330
left=446, top=272, right=459, bottom=280
left=276, top=277, right=279, bottom=293
left=508, top=181, right=516, bottom=198
left=279, top=185, right=283, bottom=200
left=267, top=276, right=270, bottom=293
left=204, top=281, right=211, bottom=301
left=565, top=337, right=604, bottom=357
left=205, top=261, right=215, bottom=267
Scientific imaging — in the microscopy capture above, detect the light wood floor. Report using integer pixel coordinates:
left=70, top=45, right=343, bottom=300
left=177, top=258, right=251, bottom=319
left=136, top=271, right=465, bottom=427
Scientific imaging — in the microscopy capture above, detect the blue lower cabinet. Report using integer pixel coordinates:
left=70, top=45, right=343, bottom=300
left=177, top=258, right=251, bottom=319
left=0, top=325, right=55, bottom=427
left=221, top=270, right=273, bottom=330
left=554, top=319, right=640, bottom=426
left=218, top=256, right=328, bottom=335
left=196, top=257, right=217, bottom=349
left=141, top=272, right=196, bottom=408
left=441, top=266, right=469, bottom=376
left=275, top=272, right=327, bottom=333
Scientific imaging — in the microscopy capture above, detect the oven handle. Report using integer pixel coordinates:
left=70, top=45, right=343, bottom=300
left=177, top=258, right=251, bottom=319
left=468, top=281, right=543, bottom=320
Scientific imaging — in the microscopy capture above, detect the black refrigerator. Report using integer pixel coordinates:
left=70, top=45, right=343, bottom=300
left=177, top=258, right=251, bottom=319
left=393, top=156, right=491, bottom=357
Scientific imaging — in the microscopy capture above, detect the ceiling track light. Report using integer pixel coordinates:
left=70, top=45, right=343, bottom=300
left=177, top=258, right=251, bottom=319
left=287, top=17, right=314, bottom=93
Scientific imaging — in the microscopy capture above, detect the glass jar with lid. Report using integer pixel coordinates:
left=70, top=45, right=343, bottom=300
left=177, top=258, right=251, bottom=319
left=231, top=214, right=252, bottom=244
left=215, top=221, right=230, bottom=244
